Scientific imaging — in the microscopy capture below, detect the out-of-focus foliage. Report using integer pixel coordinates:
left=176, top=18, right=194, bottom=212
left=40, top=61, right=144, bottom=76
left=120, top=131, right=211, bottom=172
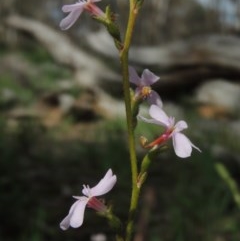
left=1, top=0, right=240, bottom=241
left=1, top=114, right=240, bottom=241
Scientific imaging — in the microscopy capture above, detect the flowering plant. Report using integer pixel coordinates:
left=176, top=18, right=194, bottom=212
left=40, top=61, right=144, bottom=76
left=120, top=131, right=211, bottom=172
left=60, top=169, right=117, bottom=230
left=60, top=0, right=105, bottom=30
left=59, top=1, right=201, bottom=240
left=129, top=66, right=162, bottom=107
left=139, top=105, right=201, bottom=158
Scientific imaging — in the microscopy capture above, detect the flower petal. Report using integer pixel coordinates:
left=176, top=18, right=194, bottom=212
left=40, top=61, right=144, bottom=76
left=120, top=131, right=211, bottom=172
left=147, top=90, right=163, bottom=107
left=69, top=198, right=88, bottom=228
left=149, top=105, right=170, bottom=127
left=174, top=120, right=188, bottom=132
left=60, top=9, right=83, bottom=30
left=60, top=215, right=71, bottom=230
left=129, top=66, right=141, bottom=86
left=134, top=86, right=142, bottom=97
left=91, top=170, right=117, bottom=196
left=82, top=169, right=117, bottom=197
left=138, top=115, right=163, bottom=125
left=62, top=2, right=85, bottom=12
left=172, top=132, right=194, bottom=158
left=60, top=199, right=84, bottom=230
left=141, top=69, right=160, bottom=86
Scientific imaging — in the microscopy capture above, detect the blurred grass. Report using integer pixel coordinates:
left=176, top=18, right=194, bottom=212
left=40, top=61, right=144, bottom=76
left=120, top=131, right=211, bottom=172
left=0, top=115, right=240, bottom=241
left=0, top=44, right=72, bottom=107
left=0, top=73, right=34, bottom=105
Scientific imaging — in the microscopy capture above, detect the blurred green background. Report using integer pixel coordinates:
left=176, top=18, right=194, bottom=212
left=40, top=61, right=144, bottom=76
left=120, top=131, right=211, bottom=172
left=1, top=0, right=240, bottom=241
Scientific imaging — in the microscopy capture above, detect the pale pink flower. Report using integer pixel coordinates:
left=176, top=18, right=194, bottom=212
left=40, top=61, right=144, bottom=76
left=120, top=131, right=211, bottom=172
left=60, top=0, right=105, bottom=30
left=60, top=169, right=117, bottom=230
left=129, top=66, right=162, bottom=107
left=139, top=105, right=201, bottom=158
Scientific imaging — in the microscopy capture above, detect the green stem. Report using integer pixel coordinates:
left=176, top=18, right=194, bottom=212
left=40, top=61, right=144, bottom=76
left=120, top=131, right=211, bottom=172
left=118, top=1, right=140, bottom=241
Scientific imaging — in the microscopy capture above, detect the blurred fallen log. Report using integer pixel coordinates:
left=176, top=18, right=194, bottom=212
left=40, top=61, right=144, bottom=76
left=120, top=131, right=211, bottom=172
left=87, top=29, right=240, bottom=70
left=131, top=35, right=240, bottom=91
left=131, top=35, right=240, bottom=69
left=5, top=15, right=240, bottom=100
left=87, top=30, right=240, bottom=95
